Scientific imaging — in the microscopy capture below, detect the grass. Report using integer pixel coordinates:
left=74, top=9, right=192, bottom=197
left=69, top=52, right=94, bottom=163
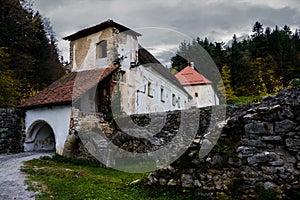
left=227, top=95, right=263, bottom=105
left=22, top=155, right=206, bottom=200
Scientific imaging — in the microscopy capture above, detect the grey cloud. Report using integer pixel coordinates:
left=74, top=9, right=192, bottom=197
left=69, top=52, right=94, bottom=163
left=32, top=0, right=300, bottom=61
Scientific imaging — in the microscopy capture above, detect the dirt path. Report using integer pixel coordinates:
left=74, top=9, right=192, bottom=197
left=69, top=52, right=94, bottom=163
left=0, top=152, right=53, bottom=200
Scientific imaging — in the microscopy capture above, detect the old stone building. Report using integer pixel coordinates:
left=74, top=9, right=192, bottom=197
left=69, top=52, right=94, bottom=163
left=19, top=20, right=219, bottom=155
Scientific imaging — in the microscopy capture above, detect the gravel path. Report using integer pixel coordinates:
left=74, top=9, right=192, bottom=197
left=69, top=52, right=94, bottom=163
left=0, top=152, right=54, bottom=200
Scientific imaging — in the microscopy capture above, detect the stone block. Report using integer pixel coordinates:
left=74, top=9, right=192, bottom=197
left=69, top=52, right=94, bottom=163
left=194, top=180, right=202, bottom=187
left=264, top=182, right=276, bottom=190
left=247, top=152, right=278, bottom=164
left=240, top=139, right=266, bottom=148
left=279, top=108, right=294, bottom=119
left=261, top=136, right=282, bottom=142
left=237, top=146, right=258, bottom=155
left=228, top=157, right=242, bottom=166
left=181, top=174, right=194, bottom=188
left=269, top=159, right=284, bottom=166
left=286, top=139, right=300, bottom=149
left=245, top=122, right=268, bottom=134
left=275, top=119, right=296, bottom=133
left=159, top=178, right=167, bottom=186
left=167, top=179, right=178, bottom=186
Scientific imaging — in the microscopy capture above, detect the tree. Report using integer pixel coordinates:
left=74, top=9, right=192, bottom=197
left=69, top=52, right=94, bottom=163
left=252, top=21, right=264, bottom=37
left=0, top=0, right=65, bottom=107
left=171, top=21, right=300, bottom=98
left=218, top=65, right=235, bottom=99
left=171, top=54, right=188, bottom=74
left=0, top=47, right=20, bottom=107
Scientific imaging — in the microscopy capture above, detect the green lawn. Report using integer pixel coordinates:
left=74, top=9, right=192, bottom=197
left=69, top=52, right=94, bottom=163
left=227, top=95, right=263, bottom=104
left=22, top=155, right=203, bottom=200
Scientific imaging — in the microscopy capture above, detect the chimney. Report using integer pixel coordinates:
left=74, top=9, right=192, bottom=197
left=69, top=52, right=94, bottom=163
left=190, top=62, right=195, bottom=69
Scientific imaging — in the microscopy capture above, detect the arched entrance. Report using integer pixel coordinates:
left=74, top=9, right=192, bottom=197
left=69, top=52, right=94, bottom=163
left=25, top=121, right=56, bottom=151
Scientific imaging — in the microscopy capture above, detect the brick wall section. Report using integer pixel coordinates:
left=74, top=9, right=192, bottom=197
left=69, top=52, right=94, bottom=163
left=0, top=108, right=24, bottom=153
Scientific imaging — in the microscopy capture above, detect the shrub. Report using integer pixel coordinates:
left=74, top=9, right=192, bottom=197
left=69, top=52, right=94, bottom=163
left=289, top=78, right=300, bottom=88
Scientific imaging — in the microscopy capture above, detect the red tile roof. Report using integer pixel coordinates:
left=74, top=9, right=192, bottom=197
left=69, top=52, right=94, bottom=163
left=19, top=66, right=119, bottom=109
left=175, top=66, right=212, bottom=86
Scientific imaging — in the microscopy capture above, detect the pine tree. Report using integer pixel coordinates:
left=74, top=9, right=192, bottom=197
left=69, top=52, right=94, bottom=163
left=0, top=0, right=65, bottom=107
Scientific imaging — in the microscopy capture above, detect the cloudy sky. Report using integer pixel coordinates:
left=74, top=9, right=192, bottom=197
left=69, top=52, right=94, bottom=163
left=32, top=0, right=300, bottom=65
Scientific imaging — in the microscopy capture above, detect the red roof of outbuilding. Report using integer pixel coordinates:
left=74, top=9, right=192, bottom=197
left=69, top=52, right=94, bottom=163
left=19, top=66, right=119, bottom=109
left=175, top=66, right=212, bottom=86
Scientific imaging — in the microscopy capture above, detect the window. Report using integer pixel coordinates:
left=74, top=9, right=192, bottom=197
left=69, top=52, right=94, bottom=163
left=148, top=82, right=154, bottom=97
left=172, top=94, right=176, bottom=106
left=96, top=40, right=107, bottom=59
left=119, top=71, right=126, bottom=82
left=160, top=86, right=165, bottom=102
left=178, top=97, right=181, bottom=108
left=195, top=92, right=199, bottom=98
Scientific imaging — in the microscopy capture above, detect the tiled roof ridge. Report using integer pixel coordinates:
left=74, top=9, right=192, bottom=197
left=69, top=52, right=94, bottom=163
left=175, top=66, right=212, bottom=86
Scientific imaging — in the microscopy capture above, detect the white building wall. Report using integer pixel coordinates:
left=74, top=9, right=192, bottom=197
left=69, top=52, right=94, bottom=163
left=120, top=65, right=190, bottom=114
left=24, top=106, right=72, bottom=154
left=111, top=33, right=190, bottom=114
left=185, top=85, right=219, bottom=108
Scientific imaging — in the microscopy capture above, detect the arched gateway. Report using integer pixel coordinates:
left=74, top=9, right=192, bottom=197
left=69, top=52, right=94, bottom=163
left=24, top=121, right=56, bottom=151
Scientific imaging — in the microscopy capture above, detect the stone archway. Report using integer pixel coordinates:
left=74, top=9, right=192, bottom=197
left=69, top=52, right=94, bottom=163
left=24, top=121, right=56, bottom=152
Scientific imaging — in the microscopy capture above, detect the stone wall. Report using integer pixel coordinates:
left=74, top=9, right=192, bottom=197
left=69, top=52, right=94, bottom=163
left=147, top=88, right=300, bottom=199
left=69, top=88, right=299, bottom=199
left=0, top=108, right=24, bottom=153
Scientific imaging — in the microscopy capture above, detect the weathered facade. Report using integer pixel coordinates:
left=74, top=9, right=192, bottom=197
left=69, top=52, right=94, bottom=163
left=20, top=66, right=119, bottom=154
left=64, top=20, right=192, bottom=114
left=19, top=19, right=219, bottom=155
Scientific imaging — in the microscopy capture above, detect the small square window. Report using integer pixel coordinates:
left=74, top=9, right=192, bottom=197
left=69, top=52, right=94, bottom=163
left=148, top=82, right=154, bottom=97
left=96, top=40, right=107, bottom=59
left=160, top=86, right=165, bottom=102
left=119, top=71, right=126, bottom=82
left=172, top=94, right=176, bottom=106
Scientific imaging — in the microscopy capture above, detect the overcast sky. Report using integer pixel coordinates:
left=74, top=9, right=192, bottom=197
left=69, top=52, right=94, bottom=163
left=32, top=0, right=300, bottom=65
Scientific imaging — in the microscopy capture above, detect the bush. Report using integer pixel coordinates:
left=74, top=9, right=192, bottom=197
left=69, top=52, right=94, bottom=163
left=289, top=78, right=300, bottom=88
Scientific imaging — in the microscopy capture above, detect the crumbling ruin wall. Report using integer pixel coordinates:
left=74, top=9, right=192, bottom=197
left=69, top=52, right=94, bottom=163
left=148, top=88, right=300, bottom=199
left=0, top=108, right=24, bottom=153
left=69, top=88, right=300, bottom=199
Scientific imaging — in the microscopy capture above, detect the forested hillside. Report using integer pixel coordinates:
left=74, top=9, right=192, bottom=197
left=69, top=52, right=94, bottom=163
left=1, top=1, right=299, bottom=107
left=0, top=0, right=65, bottom=107
left=172, top=22, right=300, bottom=98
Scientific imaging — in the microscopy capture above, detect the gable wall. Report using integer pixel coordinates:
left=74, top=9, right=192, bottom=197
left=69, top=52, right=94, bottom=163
left=70, top=28, right=139, bottom=72
left=184, top=84, right=219, bottom=108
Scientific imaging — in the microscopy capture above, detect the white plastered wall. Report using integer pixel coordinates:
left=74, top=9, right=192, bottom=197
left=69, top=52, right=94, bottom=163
left=24, top=106, right=72, bottom=155
left=120, top=65, right=190, bottom=114
left=185, top=84, right=219, bottom=108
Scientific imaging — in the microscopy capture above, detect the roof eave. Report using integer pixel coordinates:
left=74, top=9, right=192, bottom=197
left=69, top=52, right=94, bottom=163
left=63, top=20, right=142, bottom=41
left=18, top=101, right=72, bottom=110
